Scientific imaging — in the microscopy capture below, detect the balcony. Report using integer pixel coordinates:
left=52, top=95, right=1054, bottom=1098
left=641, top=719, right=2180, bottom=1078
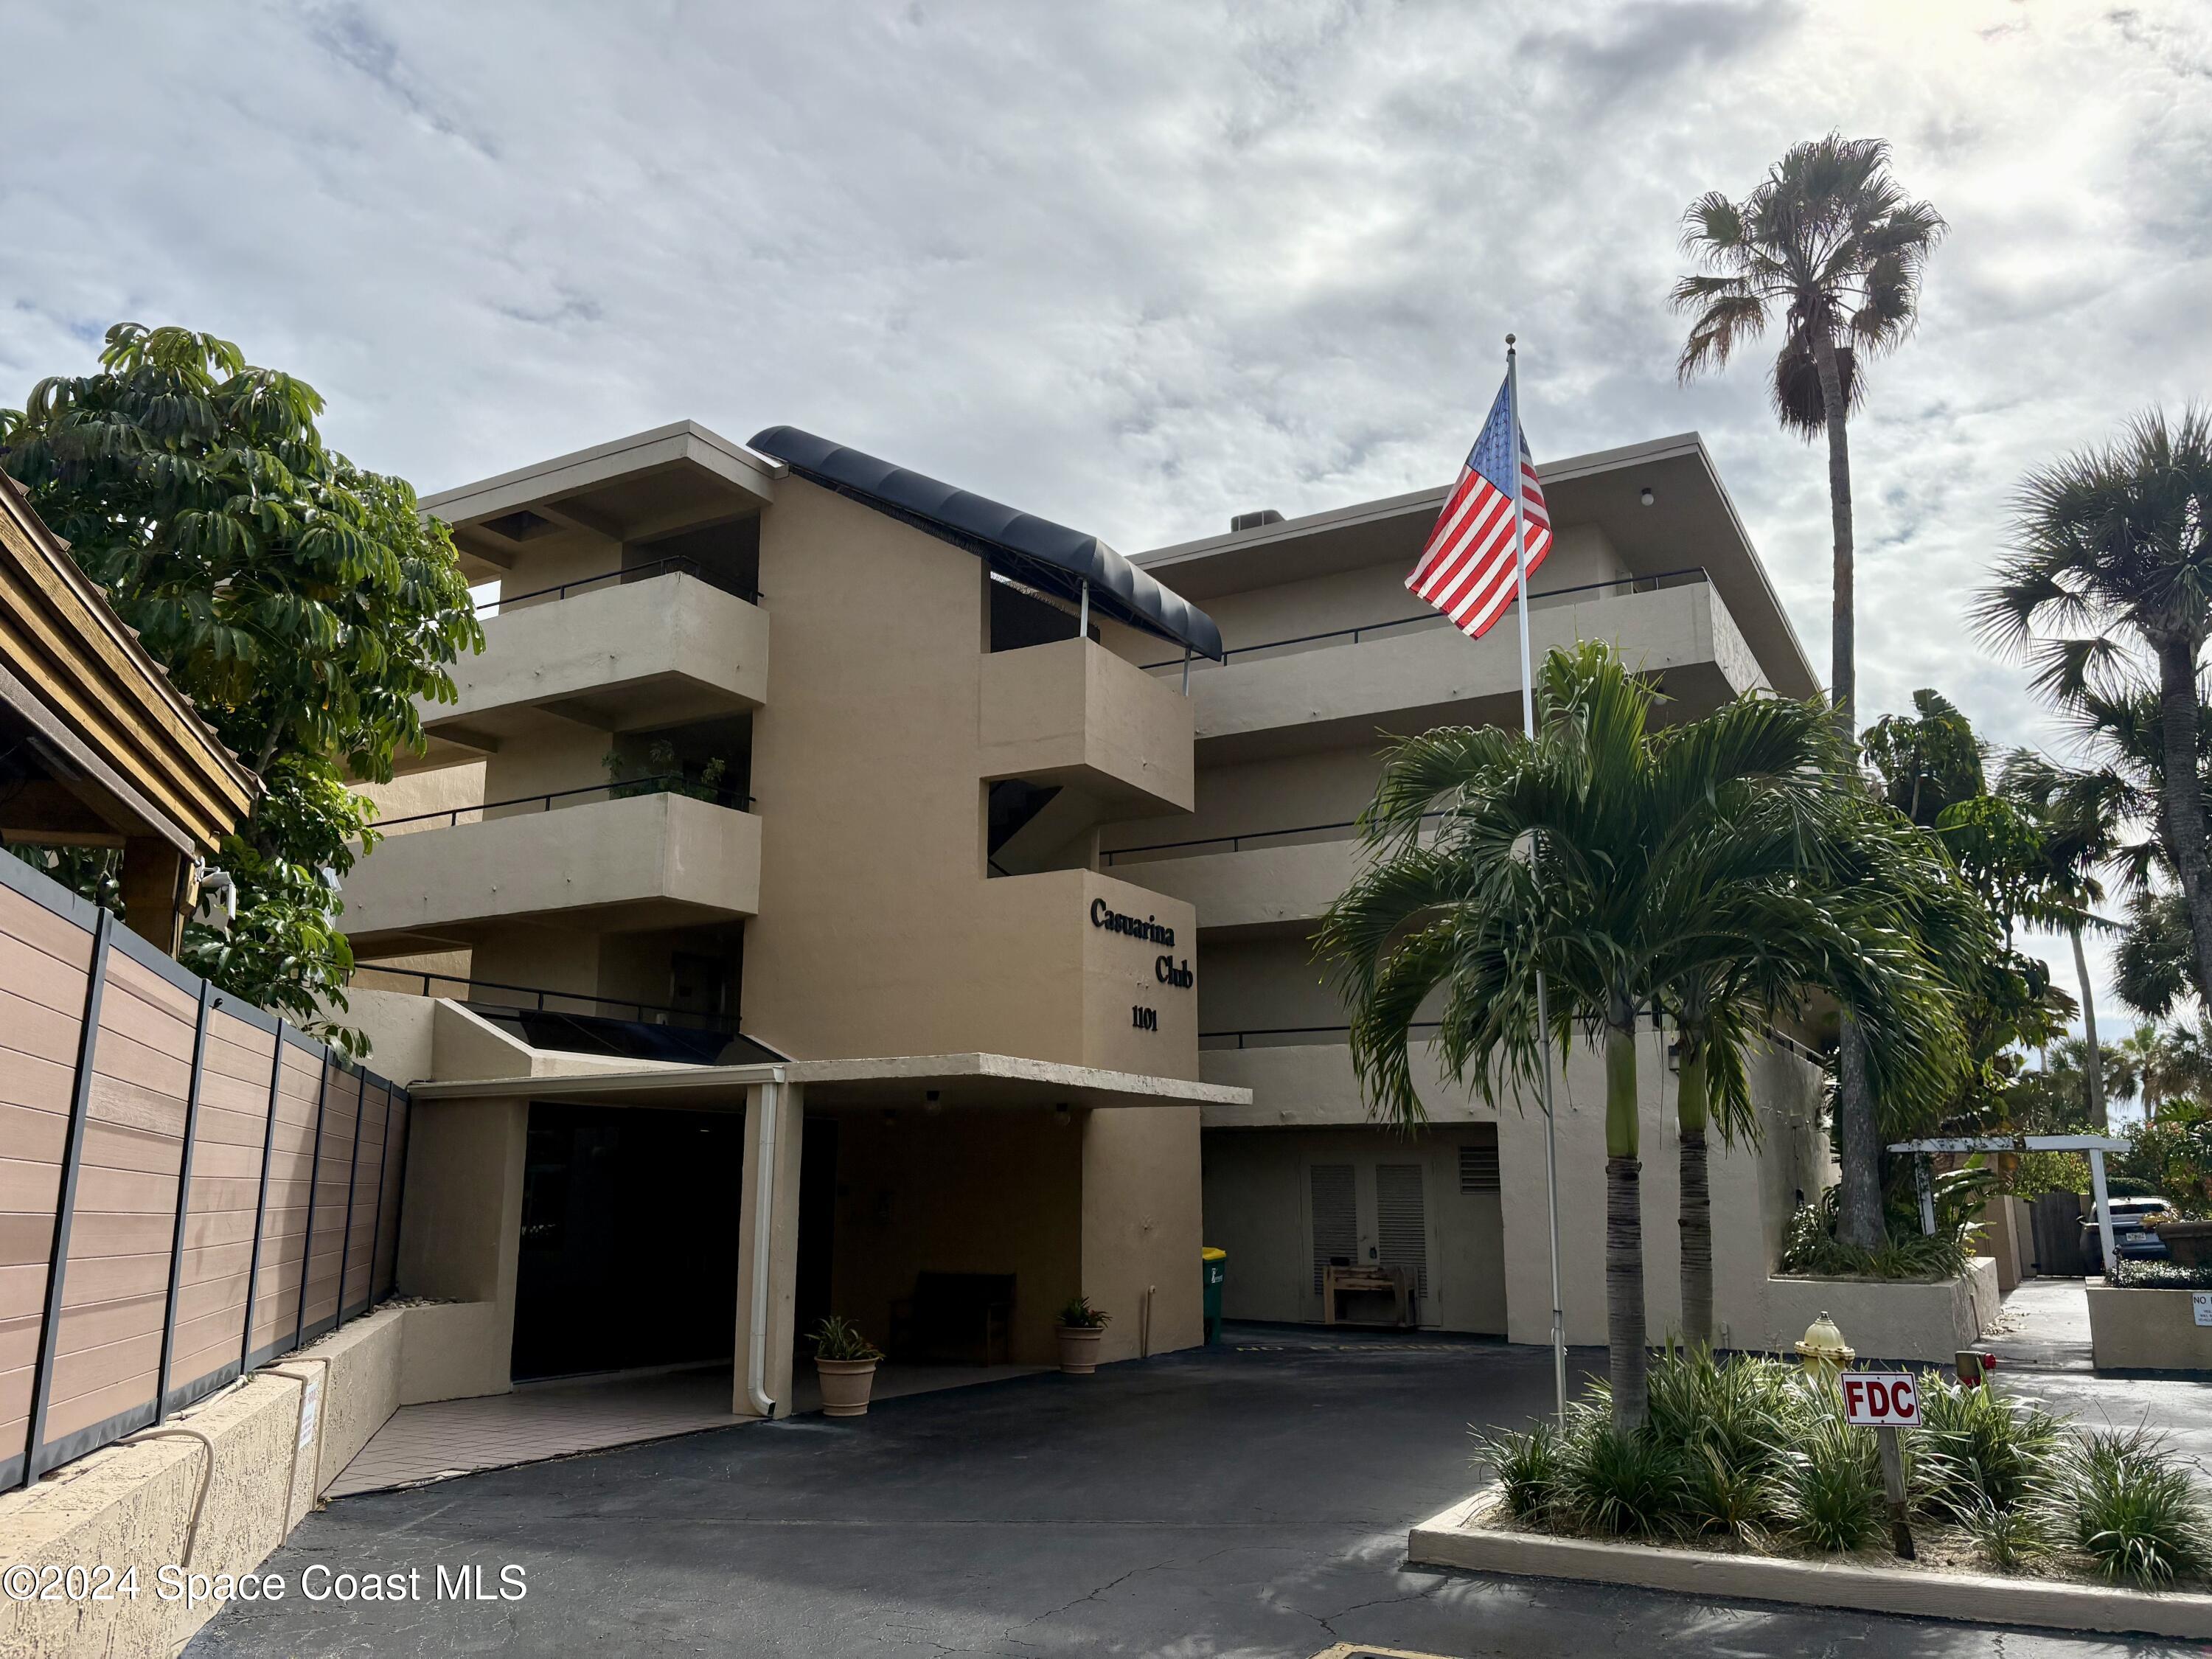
left=1105, top=832, right=1363, bottom=934
left=402, top=567, right=769, bottom=772
left=1152, top=570, right=1762, bottom=757
left=341, top=788, right=760, bottom=953
left=979, top=638, right=1193, bottom=817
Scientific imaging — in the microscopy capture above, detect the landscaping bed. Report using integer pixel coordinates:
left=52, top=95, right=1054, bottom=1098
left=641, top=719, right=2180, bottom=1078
left=1423, top=1348, right=2212, bottom=1638
left=2087, top=1273, right=2212, bottom=1371
left=1761, top=1259, right=1997, bottom=1363
left=1411, top=1486, right=2212, bottom=1638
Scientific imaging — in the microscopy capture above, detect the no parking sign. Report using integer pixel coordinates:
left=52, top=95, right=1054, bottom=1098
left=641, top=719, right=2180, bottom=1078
left=1840, top=1372, right=1919, bottom=1428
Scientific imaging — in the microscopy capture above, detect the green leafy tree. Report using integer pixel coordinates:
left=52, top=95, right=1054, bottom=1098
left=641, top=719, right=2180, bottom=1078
left=1674, top=133, right=1947, bottom=1252
left=1978, top=408, right=2212, bottom=1023
left=1863, top=689, right=1986, bottom=827
left=0, top=324, right=481, bottom=1047
left=1318, top=644, right=1966, bottom=1422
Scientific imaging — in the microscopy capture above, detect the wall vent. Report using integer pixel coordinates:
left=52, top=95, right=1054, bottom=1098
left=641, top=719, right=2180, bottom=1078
left=1459, top=1143, right=1500, bottom=1194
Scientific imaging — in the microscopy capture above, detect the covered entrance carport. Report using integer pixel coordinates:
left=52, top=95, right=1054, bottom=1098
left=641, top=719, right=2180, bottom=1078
left=387, top=1053, right=1249, bottom=1425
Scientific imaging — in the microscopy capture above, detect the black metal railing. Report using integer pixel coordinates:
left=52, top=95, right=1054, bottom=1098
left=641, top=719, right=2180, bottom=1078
left=477, top=555, right=760, bottom=616
left=1200, top=1022, right=1440, bottom=1050
left=348, top=965, right=740, bottom=1034
left=378, top=774, right=754, bottom=832
left=1102, top=810, right=1446, bottom=869
left=1199, top=1015, right=1826, bottom=1067
left=1137, top=567, right=1710, bottom=672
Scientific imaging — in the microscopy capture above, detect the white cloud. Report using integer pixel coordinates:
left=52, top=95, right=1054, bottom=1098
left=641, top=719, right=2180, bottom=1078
left=3, top=0, right=2208, bottom=1033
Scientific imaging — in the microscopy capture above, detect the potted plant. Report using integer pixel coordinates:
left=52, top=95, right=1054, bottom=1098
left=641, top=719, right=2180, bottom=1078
left=811, top=1315, right=884, bottom=1416
left=1055, top=1296, right=1110, bottom=1374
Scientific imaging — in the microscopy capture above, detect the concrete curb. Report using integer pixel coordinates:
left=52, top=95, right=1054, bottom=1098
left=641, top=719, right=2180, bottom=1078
left=1408, top=1486, right=2212, bottom=1641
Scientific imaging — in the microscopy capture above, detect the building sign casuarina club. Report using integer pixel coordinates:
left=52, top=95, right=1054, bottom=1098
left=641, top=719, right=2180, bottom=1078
left=1091, top=897, right=1192, bottom=1032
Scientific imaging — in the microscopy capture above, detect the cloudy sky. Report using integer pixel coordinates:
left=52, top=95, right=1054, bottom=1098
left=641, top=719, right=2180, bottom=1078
left=4, top=0, right=2208, bottom=1088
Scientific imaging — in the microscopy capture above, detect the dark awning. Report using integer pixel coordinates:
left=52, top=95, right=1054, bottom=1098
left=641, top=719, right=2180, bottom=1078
left=748, top=426, right=1223, bottom=659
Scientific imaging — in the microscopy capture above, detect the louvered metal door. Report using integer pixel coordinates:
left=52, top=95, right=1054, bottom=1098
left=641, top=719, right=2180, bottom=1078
left=1374, top=1162, right=1430, bottom=1299
left=1309, top=1163, right=1358, bottom=1293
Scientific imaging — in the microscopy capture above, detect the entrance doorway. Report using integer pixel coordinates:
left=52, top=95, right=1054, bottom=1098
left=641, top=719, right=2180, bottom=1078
left=512, top=1101, right=746, bottom=1380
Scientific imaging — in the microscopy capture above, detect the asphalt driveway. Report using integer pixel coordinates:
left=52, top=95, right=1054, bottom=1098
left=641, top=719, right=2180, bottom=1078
left=190, top=1328, right=2184, bottom=1658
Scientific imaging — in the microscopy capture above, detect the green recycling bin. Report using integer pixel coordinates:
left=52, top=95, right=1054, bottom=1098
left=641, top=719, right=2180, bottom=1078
left=1202, top=1247, right=1227, bottom=1344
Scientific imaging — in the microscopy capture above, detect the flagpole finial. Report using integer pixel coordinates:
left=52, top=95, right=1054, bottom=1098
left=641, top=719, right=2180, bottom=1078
left=1506, top=333, right=1517, bottom=349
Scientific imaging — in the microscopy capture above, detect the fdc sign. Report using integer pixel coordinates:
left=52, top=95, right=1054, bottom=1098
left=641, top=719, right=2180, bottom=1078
left=1839, top=1372, right=1919, bottom=1428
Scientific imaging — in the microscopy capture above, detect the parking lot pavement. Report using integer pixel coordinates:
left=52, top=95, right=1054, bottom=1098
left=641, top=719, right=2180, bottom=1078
left=188, top=1328, right=2188, bottom=1658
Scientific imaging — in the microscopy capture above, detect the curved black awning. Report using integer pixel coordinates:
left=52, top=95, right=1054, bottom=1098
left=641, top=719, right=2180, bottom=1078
left=747, top=426, right=1223, bottom=660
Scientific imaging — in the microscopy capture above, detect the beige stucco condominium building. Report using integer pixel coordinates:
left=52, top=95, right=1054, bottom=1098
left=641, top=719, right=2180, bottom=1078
left=339, top=420, right=1843, bottom=1416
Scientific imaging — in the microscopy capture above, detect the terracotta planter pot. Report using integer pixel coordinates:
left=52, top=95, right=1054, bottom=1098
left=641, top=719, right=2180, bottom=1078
left=815, top=1357, right=879, bottom=1416
left=1056, top=1325, right=1104, bottom=1374
left=2156, top=1219, right=2212, bottom=1267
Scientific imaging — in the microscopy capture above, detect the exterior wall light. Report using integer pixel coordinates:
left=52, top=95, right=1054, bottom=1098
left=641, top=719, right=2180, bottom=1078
left=1639, top=487, right=1655, bottom=507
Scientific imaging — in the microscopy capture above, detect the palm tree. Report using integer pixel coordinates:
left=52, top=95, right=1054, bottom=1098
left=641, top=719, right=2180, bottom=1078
left=1978, top=409, right=2212, bottom=1017
left=2000, top=751, right=2117, bottom=1127
left=1674, top=133, right=1947, bottom=1252
left=1318, top=644, right=1960, bottom=1421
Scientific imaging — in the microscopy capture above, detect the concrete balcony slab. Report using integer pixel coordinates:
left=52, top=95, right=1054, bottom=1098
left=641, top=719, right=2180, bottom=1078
left=1113, top=835, right=1363, bottom=935
left=1186, top=579, right=1764, bottom=759
left=980, top=638, right=1194, bottom=815
left=402, top=573, right=768, bottom=772
left=341, top=790, right=760, bottom=952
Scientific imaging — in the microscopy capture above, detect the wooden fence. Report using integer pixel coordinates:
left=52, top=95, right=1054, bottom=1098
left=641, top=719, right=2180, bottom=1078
left=0, top=849, right=411, bottom=1489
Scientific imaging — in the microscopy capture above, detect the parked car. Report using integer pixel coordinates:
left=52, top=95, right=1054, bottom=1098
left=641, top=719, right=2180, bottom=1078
left=2081, top=1196, right=2174, bottom=1270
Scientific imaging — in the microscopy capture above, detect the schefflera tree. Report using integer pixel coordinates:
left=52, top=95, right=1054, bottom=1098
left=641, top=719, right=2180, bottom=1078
left=1, top=324, right=483, bottom=1048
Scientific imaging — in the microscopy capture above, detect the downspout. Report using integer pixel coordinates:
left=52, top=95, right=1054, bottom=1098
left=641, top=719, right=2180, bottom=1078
left=745, top=1067, right=787, bottom=1419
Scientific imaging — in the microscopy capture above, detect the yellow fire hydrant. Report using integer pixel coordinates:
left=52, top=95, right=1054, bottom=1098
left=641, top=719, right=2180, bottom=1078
left=1794, top=1311, right=1854, bottom=1385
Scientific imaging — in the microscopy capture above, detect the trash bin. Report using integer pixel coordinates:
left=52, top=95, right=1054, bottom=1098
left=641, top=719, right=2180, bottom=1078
left=1202, top=1247, right=1227, bottom=1344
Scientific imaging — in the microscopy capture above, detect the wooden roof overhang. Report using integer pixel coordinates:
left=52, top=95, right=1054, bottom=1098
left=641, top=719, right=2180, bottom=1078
left=0, top=473, right=258, bottom=856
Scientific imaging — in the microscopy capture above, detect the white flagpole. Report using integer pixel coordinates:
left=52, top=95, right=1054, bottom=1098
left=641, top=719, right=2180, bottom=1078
left=1506, top=334, right=1568, bottom=1426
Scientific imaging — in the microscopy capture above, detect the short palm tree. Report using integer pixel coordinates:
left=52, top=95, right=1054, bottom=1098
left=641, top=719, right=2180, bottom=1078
left=1674, top=133, right=1947, bottom=1252
left=1663, top=790, right=1983, bottom=1343
left=1999, top=751, right=2117, bottom=1127
left=1978, top=409, right=2212, bottom=1016
left=1318, top=644, right=1959, bottom=1422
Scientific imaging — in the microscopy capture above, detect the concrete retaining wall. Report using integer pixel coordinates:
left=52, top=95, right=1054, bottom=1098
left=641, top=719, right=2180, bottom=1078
left=0, top=1300, right=486, bottom=1658
left=1757, top=1259, right=1998, bottom=1363
left=2087, top=1283, right=2212, bottom=1371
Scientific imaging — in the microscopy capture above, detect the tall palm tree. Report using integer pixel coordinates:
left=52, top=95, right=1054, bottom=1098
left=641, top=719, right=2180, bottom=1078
left=1674, top=133, right=1947, bottom=1252
left=1318, top=644, right=1958, bottom=1422
left=1979, top=409, right=2212, bottom=1018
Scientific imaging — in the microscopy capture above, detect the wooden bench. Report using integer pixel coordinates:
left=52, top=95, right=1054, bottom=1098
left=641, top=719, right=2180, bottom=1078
left=1323, top=1264, right=1414, bottom=1328
left=890, top=1271, right=1015, bottom=1365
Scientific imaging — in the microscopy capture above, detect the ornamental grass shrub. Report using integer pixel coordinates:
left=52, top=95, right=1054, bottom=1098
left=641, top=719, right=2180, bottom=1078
left=1472, top=1349, right=2212, bottom=1585
left=2071, top=1428, right=2212, bottom=1586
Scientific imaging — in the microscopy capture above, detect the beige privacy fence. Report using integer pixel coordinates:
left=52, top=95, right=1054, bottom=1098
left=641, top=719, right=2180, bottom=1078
left=0, top=850, right=411, bottom=1489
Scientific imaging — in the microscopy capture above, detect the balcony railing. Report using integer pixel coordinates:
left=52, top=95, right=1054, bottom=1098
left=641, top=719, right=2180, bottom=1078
left=477, top=555, right=760, bottom=617
left=378, top=775, right=754, bottom=834
left=1138, top=566, right=1710, bottom=672
left=349, top=965, right=739, bottom=1033
left=1102, top=810, right=1444, bottom=869
left=1200, top=1016, right=1824, bottom=1067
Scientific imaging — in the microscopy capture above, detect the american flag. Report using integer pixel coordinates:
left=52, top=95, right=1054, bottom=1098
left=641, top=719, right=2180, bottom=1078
left=1405, top=377, right=1551, bottom=639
